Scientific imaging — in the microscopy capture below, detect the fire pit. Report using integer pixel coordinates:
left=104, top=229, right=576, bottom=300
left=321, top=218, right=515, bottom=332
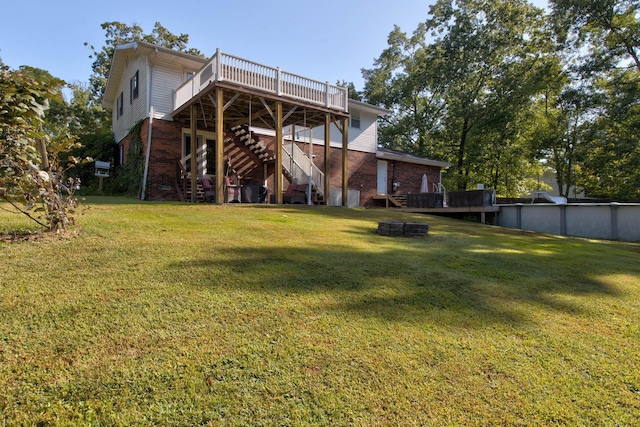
left=377, top=220, right=429, bottom=237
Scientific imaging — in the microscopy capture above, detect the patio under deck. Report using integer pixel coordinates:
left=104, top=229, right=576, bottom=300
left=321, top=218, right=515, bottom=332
left=171, top=49, right=350, bottom=205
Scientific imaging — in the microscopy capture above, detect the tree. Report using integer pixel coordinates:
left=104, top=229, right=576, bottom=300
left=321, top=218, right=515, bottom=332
left=580, top=70, right=640, bottom=200
left=550, top=0, right=640, bottom=200
left=58, top=83, right=114, bottom=191
left=362, top=24, right=447, bottom=158
left=363, top=0, right=553, bottom=193
left=551, top=0, right=640, bottom=73
left=336, top=80, right=363, bottom=101
left=0, top=63, right=82, bottom=231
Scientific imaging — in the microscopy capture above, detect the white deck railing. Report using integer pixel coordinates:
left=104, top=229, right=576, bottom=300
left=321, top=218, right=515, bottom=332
left=174, top=49, right=348, bottom=113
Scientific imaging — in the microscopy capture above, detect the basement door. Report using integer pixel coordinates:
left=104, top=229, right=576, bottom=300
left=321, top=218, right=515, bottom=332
left=377, top=160, right=388, bottom=195
left=182, top=131, right=216, bottom=177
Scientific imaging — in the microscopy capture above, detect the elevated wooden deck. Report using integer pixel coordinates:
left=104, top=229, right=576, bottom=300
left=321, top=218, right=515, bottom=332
left=397, top=205, right=500, bottom=224
left=170, top=49, right=351, bottom=206
left=374, top=193, right=500, bottom=223
left=173, top=49, right=349, bottom=117
left=396, top=206, right=500, bottom=213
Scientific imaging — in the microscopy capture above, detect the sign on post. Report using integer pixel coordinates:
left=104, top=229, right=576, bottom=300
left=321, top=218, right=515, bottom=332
left=94, top=160, right=110, bottom=192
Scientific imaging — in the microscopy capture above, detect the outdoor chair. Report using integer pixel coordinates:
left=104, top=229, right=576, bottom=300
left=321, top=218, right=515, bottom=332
left=283, top=184, right=307, bottom=204
left=200, top=178, right=216, bottom=202
left=225, top=176, right=242, bottom=203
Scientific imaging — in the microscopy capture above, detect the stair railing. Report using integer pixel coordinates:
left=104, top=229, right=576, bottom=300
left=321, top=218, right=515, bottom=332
left=282, top=142, right=324, bottom=198
left=176, top=159, right=188, bottom=198
left=433, top=182, right=448, bottom=207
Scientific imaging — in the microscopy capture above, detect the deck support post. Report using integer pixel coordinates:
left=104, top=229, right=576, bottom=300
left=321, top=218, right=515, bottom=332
left=341, top=116, right=349, bottom=207
left=275, top=101, right=283, bottom=204
left=215, top=87, right=224, bottom=203
left=324, top=113, right=331, bottom=205
left=190, top=104, right=198, bottom=203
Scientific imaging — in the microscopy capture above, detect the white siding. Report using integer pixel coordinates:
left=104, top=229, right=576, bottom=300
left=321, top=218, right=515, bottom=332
left=112, top=55, right=197, bottom=142
left=348, top=110, right=378, bottom=152
left=112, top=55, right=149, bottom=142
left=304, top=107, right=378, bottom=153
left=151, top=60, right=186, bottom=120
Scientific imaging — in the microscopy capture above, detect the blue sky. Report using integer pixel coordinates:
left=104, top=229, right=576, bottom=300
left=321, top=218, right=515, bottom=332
left=1, top=0, right=548, bottom=93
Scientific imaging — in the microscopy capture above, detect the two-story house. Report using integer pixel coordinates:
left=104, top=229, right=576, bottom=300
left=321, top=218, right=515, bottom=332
left=102, top=41, right=450, bottom=207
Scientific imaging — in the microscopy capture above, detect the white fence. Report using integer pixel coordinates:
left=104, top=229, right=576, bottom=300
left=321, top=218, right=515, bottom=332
left=497, top=203, right=640, bottom=241
left=174, top=49, right=348, bottom=113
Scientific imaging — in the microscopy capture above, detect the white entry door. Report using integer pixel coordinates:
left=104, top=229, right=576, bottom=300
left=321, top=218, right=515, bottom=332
left=182, top=131, right=216, bottom=177
left=377, top=160, right=388, bottom=194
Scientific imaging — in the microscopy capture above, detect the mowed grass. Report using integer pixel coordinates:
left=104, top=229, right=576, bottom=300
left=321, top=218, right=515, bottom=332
left=1, top=197, right=640, bottom=426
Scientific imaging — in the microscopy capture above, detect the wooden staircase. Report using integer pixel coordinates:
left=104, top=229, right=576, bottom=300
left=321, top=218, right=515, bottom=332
left=228, top=125, right=275, bottom=161
left=388, top=194, right=408, bottom=208
left=185, top=182, right=205, bottom=203
left=175, top=159, right=205, bottom=202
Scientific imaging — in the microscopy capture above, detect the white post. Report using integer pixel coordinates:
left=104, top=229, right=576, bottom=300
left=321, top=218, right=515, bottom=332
left=325, top=82, right=329, bottom=108
left=215, top=48, right=221, bottom=80
left=344, top=87, right=348, bottom=111
left=276, top=67, right=282, bottom=96
left=308, top=127, right=313, bottom=205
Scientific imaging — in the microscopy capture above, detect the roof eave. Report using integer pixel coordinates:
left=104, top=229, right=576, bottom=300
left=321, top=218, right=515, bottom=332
left=348, top=99, right=390, bottom=117
left=102, top=41, right=207, bottom=107
left=376, top=149, right=452, bottom=168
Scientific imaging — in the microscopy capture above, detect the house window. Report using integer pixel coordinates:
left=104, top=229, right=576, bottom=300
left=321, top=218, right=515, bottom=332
left=117, top=92, right=123, bottom=119
left=129, top=70, right=139, bottom=104
left=350, top=111, right=360, bottom=129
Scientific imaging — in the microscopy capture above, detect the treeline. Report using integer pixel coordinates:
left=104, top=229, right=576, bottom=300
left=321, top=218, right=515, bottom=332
left=3, top=7, right=638, bottom=201
left=360, top=0, right=640, bottom=200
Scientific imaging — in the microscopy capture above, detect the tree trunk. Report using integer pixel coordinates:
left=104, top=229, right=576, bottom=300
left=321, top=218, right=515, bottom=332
left=457, top=117, right=470, bottom=190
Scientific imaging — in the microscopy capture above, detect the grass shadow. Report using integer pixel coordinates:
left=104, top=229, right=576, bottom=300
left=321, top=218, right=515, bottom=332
left=169, top=230, right=625, bottom=327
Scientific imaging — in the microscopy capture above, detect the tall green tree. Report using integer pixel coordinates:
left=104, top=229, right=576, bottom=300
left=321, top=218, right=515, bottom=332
left=581, top=70, right=640, bottom=200
left=362, top=24, right=445, bottom=157
left=551, top=0, right=640, bottom=73
left=61, top=83, right=114, bottom=190
left=550, top=0, right=640, bottom=200
left=363, top=0, right=553, bottom=193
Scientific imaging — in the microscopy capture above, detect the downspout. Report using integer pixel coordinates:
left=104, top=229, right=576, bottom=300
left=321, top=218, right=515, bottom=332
left=141, top=57, right=153, bottom=200
left=308, top=126, right=313, bottom=206
left=141, top=106, right=153, bottom=200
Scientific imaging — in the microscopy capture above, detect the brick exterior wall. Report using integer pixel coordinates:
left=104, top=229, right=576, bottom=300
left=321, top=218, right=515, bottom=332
left=387, top=160, right=441, bottom=197
left=118, top=120, right=444, bottom=205
left=117, top=118, right=184, bottom=201
left=301, top=143, right=443, bottom=207
left=118, top=118, right=276, bottom=201
left=146, top=119, right=183, bottom=200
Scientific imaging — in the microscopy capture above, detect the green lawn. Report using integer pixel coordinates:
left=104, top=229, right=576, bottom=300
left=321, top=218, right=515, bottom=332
left=1, top=197, right=639, bottom=426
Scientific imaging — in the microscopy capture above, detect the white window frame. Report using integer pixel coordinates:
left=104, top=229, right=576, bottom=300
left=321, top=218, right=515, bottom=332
left=116, top=92, right=123, bottom=119
left=350, top=111, right=361, bottom=129
left=182, top=129, right=217, bottom=177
